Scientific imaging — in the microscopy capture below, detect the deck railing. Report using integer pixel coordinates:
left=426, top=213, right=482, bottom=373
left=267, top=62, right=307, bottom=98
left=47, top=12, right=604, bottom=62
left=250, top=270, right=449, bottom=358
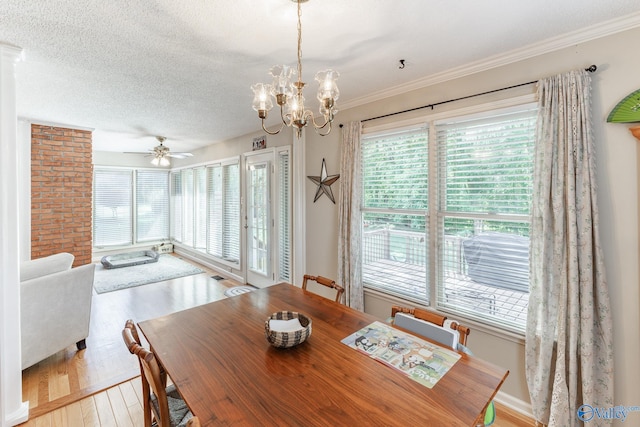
left=362, top=227, right=463, bottom=273
left=362, top=227, right=529, bottom=328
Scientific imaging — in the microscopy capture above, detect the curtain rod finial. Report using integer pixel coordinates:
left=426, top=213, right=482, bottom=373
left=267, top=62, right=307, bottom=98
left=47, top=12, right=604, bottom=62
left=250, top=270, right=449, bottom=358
left=586, top=65, right=597, bottom=73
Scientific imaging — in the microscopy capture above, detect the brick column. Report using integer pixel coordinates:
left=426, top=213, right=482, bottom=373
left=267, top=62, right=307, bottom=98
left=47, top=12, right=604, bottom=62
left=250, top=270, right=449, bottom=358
left=31, top=124, right=93, bottom=266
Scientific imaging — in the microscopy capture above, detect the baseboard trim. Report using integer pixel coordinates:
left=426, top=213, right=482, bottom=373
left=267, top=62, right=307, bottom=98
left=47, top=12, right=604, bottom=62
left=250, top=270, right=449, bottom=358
left=174, top=249, right=244, bottom=284
left=494, top=390, right=534, bottom=419
left=6, top=401, right=29, bottom=426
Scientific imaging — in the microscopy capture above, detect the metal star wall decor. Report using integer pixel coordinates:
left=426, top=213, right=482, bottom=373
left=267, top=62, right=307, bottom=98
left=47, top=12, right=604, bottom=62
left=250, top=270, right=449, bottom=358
left=307, top=158, right=340, bottom=204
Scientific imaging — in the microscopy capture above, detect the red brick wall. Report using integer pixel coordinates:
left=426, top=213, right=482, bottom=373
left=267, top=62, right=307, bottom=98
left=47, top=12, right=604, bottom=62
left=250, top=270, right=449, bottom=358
left=31, top=124, right=93, bottom=266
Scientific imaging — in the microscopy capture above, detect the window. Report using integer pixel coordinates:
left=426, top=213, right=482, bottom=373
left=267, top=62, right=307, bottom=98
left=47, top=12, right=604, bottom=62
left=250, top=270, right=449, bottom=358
left=93, top=168, right=169, bottom=248
left=94, top=169, right=132, bottom=247
left=361, top=104, right=535, bottom=332
left=136, top=170, right=170, bottom=243
left=206, top=162, right=240, bottom=263
left=172, top=160, right=240, bottom=267
left=194, top=167, right=207, bottom=251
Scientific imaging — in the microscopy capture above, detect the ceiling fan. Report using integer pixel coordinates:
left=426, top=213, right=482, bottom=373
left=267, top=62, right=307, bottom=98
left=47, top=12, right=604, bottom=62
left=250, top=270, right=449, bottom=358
left=126, top=136, right=193, bottom=166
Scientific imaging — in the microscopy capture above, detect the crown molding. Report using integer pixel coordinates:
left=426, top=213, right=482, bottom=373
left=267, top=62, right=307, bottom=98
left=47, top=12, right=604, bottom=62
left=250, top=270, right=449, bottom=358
left=341, top=11, right=640, bottom=110
left=0, top=42, right=23, bottom=62
left=19, top=118, right=95, bottom=132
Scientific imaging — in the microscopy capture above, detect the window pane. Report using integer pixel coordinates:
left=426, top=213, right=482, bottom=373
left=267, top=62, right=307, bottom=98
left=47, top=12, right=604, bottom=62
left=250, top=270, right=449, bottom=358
left=94, top=170, right=132, bottom=247
left=437, top=109, right=535, bottom=215
left=361, top=126, right=429, bottom=302
left=362, top=212, right=428, bottom=302
left=363, top=127, right=428, bottom=210
left=438, top=218, right=530, bottom=331
left=247, top=162, right=269, bottom=274
left=136, top=170, right=169, bottom=243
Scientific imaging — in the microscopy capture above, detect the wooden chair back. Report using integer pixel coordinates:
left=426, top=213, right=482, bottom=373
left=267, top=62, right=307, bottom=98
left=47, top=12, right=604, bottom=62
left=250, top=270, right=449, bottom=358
left=122, top=319, right=171, bottom=427
left=390, top=305, right=470, bottom=347
left=186, top=417, right=201, bottom=427
left=302, top=275, right=345, bottom=303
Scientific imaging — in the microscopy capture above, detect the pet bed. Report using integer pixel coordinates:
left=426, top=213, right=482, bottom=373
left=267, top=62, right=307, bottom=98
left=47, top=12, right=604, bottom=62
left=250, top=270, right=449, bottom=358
left=100, top=250, right=160, bottom=269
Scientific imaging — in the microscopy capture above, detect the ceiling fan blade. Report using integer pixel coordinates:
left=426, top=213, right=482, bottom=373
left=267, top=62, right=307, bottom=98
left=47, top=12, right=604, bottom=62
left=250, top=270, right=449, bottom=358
left=167, top=152, right=193, bottom=159
left=123, top=151, right=154, bottom=155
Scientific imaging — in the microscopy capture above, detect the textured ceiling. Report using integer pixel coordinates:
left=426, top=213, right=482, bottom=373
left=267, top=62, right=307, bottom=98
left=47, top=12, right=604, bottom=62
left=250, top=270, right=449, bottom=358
left=1, top=0, right=639, bottom=153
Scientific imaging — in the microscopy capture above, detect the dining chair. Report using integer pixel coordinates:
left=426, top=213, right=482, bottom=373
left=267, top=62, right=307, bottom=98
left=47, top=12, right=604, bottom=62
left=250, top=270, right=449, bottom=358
left=390, top=305, right=470, bottom=347
left=390, top=306, right=494, bottom=426
left=186, top=417, right=201, bottom=427
left=122, top=319, right=194, bottom=427
left=302, top=274, right=345, bottom=303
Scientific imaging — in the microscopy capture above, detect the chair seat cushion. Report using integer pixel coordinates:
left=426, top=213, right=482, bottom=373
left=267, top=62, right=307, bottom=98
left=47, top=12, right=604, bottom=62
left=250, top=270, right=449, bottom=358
left=150, top=384, right=193, bottom=427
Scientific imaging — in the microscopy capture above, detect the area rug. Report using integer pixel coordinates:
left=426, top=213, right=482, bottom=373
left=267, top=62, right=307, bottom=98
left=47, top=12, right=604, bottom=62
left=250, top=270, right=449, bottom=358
left=224, top=286, right=256, bottom=297
left=93, top=254, right=204, bottom=294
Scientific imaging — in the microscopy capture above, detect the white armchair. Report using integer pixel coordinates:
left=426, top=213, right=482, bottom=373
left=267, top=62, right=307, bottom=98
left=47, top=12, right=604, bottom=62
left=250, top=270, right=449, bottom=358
left=20, top=252, right=95, bottom=370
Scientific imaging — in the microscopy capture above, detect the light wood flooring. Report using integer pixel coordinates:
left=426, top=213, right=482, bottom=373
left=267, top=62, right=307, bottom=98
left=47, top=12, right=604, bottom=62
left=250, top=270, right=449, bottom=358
left=19, top=257, right=535, bottom=426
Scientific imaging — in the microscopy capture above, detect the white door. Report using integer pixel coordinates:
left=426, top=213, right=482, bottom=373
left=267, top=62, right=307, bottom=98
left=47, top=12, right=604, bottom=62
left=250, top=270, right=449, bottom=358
left=245, top=153, right=275, bottom=288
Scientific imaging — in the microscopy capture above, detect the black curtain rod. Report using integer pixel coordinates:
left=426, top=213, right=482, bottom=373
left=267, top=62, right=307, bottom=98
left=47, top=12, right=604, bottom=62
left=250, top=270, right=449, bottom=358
left=339, top=65, right=597, bottom=126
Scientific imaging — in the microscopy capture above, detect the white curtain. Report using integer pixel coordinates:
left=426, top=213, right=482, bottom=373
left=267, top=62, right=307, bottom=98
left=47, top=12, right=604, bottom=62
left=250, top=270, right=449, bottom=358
left=525, top=70, right=614, bottom=426
left=337, top=121, right=364, bottom=310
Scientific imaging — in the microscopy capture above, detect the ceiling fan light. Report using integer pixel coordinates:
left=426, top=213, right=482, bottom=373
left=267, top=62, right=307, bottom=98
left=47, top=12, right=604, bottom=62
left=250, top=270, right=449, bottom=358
left=151, top=157, right=160, bottom=166
left=159, top=156, right=170, bottom=167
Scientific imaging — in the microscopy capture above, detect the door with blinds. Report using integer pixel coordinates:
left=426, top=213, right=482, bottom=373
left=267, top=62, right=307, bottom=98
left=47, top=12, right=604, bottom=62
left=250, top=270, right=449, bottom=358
left=244, top=148, right=291, bottom=288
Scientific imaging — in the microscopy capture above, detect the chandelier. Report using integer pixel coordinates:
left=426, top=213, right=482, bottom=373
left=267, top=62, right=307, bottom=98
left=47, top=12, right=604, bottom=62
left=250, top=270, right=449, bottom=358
left=251, top=0, right=339, bottom=137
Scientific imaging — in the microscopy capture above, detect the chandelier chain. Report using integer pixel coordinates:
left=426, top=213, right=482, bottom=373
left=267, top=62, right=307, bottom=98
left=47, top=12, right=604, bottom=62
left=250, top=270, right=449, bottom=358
left=297, top=0, right=303, bottom=82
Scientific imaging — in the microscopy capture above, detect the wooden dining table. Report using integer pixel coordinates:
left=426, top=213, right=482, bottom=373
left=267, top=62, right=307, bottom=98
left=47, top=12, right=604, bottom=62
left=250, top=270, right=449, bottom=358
left=138, top=283, right=509, bottom=426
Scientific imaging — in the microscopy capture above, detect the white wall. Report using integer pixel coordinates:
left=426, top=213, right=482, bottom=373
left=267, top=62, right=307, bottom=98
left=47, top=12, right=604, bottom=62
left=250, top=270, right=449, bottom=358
left=304, top=26, right=640, bottom=412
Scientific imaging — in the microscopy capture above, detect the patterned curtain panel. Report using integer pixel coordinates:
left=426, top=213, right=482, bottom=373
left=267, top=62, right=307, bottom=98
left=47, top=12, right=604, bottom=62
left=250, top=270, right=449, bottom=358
left=337, top=121, right=364, bottom=310
left=525, top=70, right=614, bottom=426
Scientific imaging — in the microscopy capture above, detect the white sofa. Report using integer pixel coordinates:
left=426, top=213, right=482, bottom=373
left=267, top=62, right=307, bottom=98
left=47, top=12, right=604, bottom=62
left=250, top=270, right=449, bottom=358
left=20, top=252, right=95, bottom=370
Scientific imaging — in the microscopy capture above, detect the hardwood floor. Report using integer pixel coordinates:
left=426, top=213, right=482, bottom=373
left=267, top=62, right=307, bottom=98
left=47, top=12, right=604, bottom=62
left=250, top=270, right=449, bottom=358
left=19, top=256, right=535, bottom=426
left=20, top=255, right=239, bottom=423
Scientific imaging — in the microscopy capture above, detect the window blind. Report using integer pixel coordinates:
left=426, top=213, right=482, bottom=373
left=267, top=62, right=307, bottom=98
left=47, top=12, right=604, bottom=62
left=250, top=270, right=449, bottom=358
left=94, top=169, right=133, bottom=247
left=194, top=167, right=207, bottom=251
left=361, top=126, right=429, bottom=303
left=170, top=171, right=183, bottom=243
left=278, top=151, right=291, bottom=282
left=206, top=162, right=240, bottom=264
left=182, top=169, right=194, bottom=247
left=207, top=165, right=224, bottom=258
left=135, top=170, right=169, bottom=243
left=223, top=163, right=240, bottom=263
